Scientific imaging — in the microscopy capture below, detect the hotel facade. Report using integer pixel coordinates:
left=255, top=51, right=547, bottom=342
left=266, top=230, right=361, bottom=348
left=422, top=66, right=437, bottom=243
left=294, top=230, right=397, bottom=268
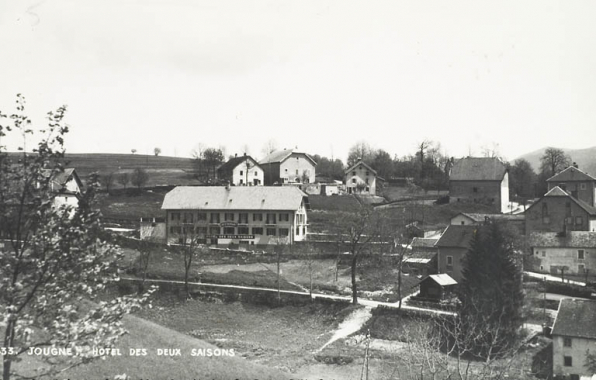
left=161, top=186, right=308, bottom=246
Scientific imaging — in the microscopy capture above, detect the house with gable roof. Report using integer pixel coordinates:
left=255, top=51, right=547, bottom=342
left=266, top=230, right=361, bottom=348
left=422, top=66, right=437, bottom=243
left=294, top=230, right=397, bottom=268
left=344, top=160, right=384, bottom=195
left=448, top=157, right=509, bottom=213
left=524, top=186, right=596, bottom=236
left=161, top=186, right=308, bottom=246
left=435, top=225, right=477, bottom=282
left=259, top=148, right=317, bottom=185
left=217, top=154, right=264, bottom=186
left=547, top=164, right=596, bottom=208
left=43, top=168, right=84, bottom=210
left=528, top=231, right=596, bottom=275
left=552, top=299, right=596, bottom=379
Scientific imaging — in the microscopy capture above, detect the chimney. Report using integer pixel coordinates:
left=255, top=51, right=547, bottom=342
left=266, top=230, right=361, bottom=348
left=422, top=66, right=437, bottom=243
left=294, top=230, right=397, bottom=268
left=573, top=162, right=578, bottom=168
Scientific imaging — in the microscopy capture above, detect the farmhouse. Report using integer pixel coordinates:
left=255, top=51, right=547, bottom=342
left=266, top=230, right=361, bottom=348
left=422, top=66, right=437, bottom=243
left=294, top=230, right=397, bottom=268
left=344, top=160, right=384, bottom=195
left=259, top=148, right=317, bottom=185
left=161, top=186, right=308, bottom=247
left=216, top=154, right=264, bottom=186
left=527, top=231, right=596, bottom=276
left=552, top=299, right=596, bottom=379
left=448, top=157, right=509, bottom=213
left=44, top=168, right=84, bottom=210
left=435, top=225, right=477, bottom=282
left=547, top=164, right=596, bottom=208
left=525, top=186, right=596, bottom=235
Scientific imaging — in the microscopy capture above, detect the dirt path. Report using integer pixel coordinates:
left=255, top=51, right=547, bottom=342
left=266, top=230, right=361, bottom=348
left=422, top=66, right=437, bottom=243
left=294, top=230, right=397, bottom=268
left=317, top=307, right=373, bottom=352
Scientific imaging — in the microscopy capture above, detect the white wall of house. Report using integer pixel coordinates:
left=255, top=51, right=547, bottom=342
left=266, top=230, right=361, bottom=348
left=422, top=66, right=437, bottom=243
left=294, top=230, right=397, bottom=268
left=345, top=165, right=377, bottom=194
left=532, top=247, right=596, bottom=274
left=500, top=172, right=509, bottom=213
left=553, top=335, right=595, bottom=378
left=280, top=155, right=315, bottom=184
left=450, top=215, right=475, bottom=225
left=232, top=159, right=264, bottom=186
left=590, top=219, right=596, bottom=232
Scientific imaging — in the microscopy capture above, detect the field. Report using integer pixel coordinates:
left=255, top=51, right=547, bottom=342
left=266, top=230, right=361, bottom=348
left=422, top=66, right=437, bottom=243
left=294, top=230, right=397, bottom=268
left=382, top=186, right=448, bottom=203
left=95, top=191, right=165, bottom=221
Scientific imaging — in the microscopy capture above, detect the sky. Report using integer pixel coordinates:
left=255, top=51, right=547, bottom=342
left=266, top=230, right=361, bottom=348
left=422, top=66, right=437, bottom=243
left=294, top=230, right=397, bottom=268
left=1, top=0, right=595, bottom=162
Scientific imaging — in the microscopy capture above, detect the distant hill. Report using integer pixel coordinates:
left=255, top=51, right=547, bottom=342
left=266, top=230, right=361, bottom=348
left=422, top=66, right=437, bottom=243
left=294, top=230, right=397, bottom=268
left=515, top=146, right=596, bottom=177
left=7, top=152, right=201, bottom=188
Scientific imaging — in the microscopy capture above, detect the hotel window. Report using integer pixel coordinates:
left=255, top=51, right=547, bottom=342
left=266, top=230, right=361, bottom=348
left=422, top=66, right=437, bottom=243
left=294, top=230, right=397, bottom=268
left=563, top=337, right=572, bottom=347
left=210, top=213, right=220, bottom=223
left=223, top=227, right=235, bottom=234
left=266, top=228, right=276, bottom=236
left=266, top=213, right=277, bottom=224
left=575, top=216, right=583, bottom=225
left=279, top=228, right=289, bottom=236
left=296, top=226, right=300, bottom=235
left=279, top=213, right=289, bottom=222
left=253, top=213, right=263, bottom=222
left=183, top=213, right=193, bottom=223
left=564, top=356, right=572, bottom=367
left=239, top=213, right=248, bottom=224
left=209, top=226, right=220, bottom=235
left=197, top=212, right=207, bottom=221
left=578, top=250, right=585, bottom=260
left=252, top=227, right=263, bottom=235
left=352, top=178, right=356, bottom=184
left=238, top=226, right=249, bottom=235
left=225, top=213, right=235, bottom=222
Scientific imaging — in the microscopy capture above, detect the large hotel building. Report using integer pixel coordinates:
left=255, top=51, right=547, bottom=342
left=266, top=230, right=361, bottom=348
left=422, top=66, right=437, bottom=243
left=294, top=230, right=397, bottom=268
left=161, top=186, right=308, bottom=246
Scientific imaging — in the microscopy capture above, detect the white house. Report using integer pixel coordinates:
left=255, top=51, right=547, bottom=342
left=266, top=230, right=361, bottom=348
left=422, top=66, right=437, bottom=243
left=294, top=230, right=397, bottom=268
left=344, top=160, right=383, bottom=195
left=552, top=299, right=596, bottom=379
left=259, top=148, right=317, bottom=185
left=217, top=154, right=264, bottom=186
left=44, top=168, right=83, bottom=211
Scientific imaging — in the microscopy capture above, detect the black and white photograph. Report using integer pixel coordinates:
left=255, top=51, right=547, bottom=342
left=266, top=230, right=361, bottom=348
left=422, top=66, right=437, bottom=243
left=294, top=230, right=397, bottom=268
left=1, top=1, right=596, bottom=379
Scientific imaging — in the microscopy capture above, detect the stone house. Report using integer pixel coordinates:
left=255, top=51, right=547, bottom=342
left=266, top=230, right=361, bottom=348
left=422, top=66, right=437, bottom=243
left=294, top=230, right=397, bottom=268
left=216, top=154, right=264, bottom=186
left=259, top=148, right=317, bottom=185
left=448, top=157, right=509, bottom=213
left=547, top=165, right=596, bottom=208
left=435, top=225, right=477, bottom=282
left=527, top=231, right=596, bottom=276
left=552, top=299, right=596, bottom=379
left=161, top=186, right=308, bottom=247
left=525, top=187, right=596, bottom=236
left=344, top=160, right=384, bottom=195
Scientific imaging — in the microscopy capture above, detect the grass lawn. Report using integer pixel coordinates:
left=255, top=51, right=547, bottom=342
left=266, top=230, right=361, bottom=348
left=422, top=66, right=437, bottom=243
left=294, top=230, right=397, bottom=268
left=382, top=187, right=448, bottom=202
left=12, top=313, right=292, bottom=380
left=309, top=194, right=360, bottom=211
left=95, top=191, right=166, bottom=221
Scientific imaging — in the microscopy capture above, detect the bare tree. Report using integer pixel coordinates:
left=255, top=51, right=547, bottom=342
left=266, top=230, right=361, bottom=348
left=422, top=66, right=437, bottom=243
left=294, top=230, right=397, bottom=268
left=104, top=171, right=116, bottom=194
left=540, top=147, right=571, bottom=177
left=131, top=148, right=137, bottom=154
left=118, top=171, right=130, bottom=190
left=154, top=147, right=161, bottom=156
left=130, top=167, right=149, bottom=192
left=337, top=206, right=381, bottom=304
left=347, top=140, right=375, bottom=167
left=481, top=142, right=503, bottom=159
left=181, top=226, right=203, bottom=300
left=137, top=245, right=152, bottom=294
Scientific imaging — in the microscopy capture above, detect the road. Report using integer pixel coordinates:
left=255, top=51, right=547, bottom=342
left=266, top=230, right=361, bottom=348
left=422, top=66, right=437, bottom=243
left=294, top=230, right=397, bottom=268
left=121, top=276, right=456, bottom=316
left=525, top=271, right=587, bottom=286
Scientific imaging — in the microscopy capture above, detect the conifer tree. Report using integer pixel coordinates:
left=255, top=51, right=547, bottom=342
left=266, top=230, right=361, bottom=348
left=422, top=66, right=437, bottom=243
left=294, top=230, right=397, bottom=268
left=456, top=222, right=524, bottom=360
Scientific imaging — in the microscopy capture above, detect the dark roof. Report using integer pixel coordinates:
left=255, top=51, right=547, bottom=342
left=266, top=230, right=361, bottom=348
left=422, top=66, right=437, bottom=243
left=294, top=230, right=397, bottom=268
left=345, top=160, right=377, bottom=176
left=449, top=157, right=507, bottom=181
left=527, top=186, right=596, bottom=216
left=217, top=156, right=261, bottom=175
left=259, top=149, right=317, bottom=166
left=528, top=231, right=596, bottom=248
left=42, top=168, right=82, bottom=193
left=456, top=213, right=525, bottom=222
left=161, top=186, right=307, bottom=211
left=436, top=225, right=477, bottom=248
left=547, top=166, right=596, bottom=183
left=411, top=237, right=439, bottom=248
left=552, top=299, right=596, bottom=339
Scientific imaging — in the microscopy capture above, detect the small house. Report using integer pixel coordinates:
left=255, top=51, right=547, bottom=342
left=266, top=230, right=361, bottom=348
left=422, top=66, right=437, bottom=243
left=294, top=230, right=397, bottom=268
left=344, top=160, right=384, bottom=195
left=417, top=274, right=458, bottom=301
left=547, top=164, right=596, bottom=208
left=259, top=148, right=317, bottom=185
left=217, top=154, right=264, bottom=186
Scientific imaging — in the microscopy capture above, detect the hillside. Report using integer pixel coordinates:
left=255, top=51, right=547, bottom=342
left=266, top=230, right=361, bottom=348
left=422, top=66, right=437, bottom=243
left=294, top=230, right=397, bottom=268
left=515, top=146, right=596, bottom=176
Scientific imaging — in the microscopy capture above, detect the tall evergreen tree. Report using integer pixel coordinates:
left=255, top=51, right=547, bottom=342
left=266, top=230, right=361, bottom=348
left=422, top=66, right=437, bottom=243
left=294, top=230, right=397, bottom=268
left=457, top=222, right=524, bottom=360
